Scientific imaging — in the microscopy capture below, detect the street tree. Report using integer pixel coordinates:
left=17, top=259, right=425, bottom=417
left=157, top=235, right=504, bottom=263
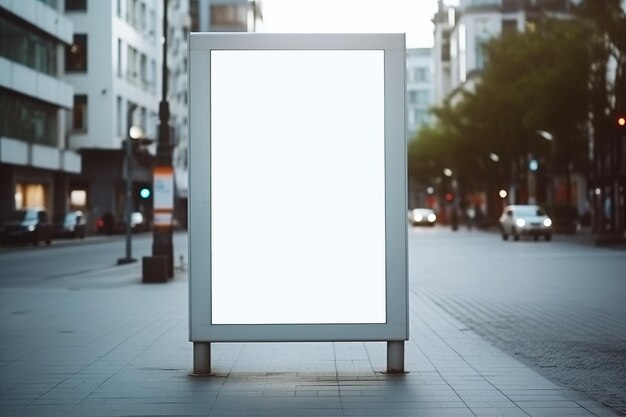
left=409, top=17, right=592, bottom=218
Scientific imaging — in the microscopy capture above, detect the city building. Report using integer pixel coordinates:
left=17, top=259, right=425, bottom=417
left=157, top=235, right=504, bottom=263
left=0, top=0, right=81, bottom=221
left=174, top=0, right=261, bottom=227
left=432, top=0, right=453, bottom=106
left=169, top=0, right=190, bottom=227
left=406, top=48, right=434, bottom=139
left=190, top=0, right=261, bottom=32
left=435, top=0, right=574, bottom=101
left=63, top=0, right=166, bottom=232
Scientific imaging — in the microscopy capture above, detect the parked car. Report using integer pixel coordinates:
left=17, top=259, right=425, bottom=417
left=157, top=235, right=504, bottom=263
left=499, top=204, right=552, bottom=241
left=0, top=208, right=53, bottom=246
left=53, top=211, right=87, bottom=239
left=409, top=208, right=437, bottom=227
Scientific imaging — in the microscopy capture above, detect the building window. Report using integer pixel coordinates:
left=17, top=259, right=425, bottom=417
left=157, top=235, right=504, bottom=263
left=37, top=0, right=58, bottom=9
left=0, top=16, right=58, bottom=76
left=66, top=34, right=87, bottom=72
left=65, top=0, right=87, bottom=11
left=409, top=90, right=430, bottom=104
left=117, top=39, right=122, bottom=76
left=415, top=90, right=430, bottom=104
left=127, top=45, right=138, bottom=82
left=116, top=96, right=122, bottom=136
left=150, top=59, right=156, bottom=93
left=73, top=95, right=88, bottom=131
left=442, top=40, right=451, bottom=62
left=129, top=0, right=138, bottom=27
left=0, top=89, right=58, bottom=146
left=140, top=2, right=146, bottom=30
left=409, top=67, right=429, bottom=83
left=210, top=4, right=247, bottom=28
left=15, top=183, right=47, bottom=210
left=190, top=0, right=199, bottom=31
left=414, top=109, right=429, bottom=125
left=139, top=107, right=146, bottom=132
left=149, top=10, right=156, bottom=37
left=466, top=0, right=499, bottom=6
left=476, top=38, right=488, bottom=70
left=502, top=19, right=517, bottom=35
left=70, top=190, right=87, bottom=207
left=117, top=0, right=122, bottom=17
left=140, top=53, right=148, bottom=86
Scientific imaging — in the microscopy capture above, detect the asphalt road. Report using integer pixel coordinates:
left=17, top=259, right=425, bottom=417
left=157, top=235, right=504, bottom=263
left=0, top=232, right=189, bottom=286
left=409, top=225, right=626, bottom=416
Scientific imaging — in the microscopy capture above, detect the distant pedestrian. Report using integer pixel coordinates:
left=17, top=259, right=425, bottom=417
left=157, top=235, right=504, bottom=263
left=466, top=206, right=475, bottom=230
left=451, top=207, right=459, bottom=231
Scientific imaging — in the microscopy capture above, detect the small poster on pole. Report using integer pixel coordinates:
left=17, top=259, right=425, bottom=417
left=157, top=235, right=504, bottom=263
left=153, top=166, right=174, bottom=226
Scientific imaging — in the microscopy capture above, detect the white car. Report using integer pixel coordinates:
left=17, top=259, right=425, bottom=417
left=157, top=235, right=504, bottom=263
left=499, top=205, right=552, bottom=241
left=409, top=208, right=437, bottom=227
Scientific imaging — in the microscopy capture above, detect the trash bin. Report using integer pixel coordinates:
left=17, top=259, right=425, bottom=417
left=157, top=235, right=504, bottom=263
left=142, top=255, right=168, bottom=283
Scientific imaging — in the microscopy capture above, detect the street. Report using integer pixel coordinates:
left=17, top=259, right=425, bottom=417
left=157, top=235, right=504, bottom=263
left=410, top=226, right=626, bottom=415
left=0, top=232, right=189, bottom=286
left=0, top=227, right=625, bottom=416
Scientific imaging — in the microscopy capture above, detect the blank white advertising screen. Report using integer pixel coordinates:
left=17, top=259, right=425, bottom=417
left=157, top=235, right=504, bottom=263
left=210, top=50, right=386, bottom=325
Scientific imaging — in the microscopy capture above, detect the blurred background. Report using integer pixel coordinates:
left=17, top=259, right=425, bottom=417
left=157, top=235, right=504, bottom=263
left=0, top=0, right=624, bottom=241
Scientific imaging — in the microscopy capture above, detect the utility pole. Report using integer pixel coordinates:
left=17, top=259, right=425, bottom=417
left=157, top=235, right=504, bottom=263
left=148, top=0, right=174, bottom=278
left=118, top=104, right=138, bottom=265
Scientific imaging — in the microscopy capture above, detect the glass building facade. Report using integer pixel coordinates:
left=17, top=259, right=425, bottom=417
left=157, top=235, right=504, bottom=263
left=0, top=88, right=58, bottom=147
left=0, top=15, right=59, bottom=77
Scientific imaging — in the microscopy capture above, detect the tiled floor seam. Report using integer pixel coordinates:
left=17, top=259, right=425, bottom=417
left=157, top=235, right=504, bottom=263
left=412, top=291, right=536, bottom=417
left=409, top=296, right=482, bottom=417
left=60, top=314, right=186, bottom=417
left=332, top=342, right=345, bottom=417
left=417, top=291, right=618, bottom=417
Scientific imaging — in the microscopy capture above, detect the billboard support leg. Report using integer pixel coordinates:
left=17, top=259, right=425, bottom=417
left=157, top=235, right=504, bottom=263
left=387, top=341, right=405, bottom=373
left=193, top=342, right=211, bottom=375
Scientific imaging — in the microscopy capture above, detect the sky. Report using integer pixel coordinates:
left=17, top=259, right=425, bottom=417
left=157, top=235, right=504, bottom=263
left=258, top=0, right=452, bottom=49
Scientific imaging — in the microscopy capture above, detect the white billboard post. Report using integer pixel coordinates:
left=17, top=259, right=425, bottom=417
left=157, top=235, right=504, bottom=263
left=189, top=33, right=408, bottom=375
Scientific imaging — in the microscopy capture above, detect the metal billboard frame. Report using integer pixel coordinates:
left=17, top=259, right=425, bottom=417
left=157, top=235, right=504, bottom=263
left=188, top=33, right=407, bottom=374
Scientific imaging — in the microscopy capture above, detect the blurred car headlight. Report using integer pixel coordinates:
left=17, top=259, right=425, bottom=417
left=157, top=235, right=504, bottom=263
left=427, top=213, right=436, bottom=222
left=543, top=218, right=552, bottom=227
left=515, top=219, right=526, bottom=227
left=414, top=214, right=423, bottom=222
left=27, top=225, right=36, bottom=231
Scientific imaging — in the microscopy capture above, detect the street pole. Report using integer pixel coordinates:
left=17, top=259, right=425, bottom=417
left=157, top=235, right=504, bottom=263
left=151, top=0, right=174, bottom=277
left=118, top=105, right=138, bottom=265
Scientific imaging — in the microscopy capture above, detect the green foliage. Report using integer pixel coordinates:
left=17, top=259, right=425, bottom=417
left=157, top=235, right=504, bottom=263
left=409, top=16, right=593, bottom=189
left=574, top=0, right=626, bottom=147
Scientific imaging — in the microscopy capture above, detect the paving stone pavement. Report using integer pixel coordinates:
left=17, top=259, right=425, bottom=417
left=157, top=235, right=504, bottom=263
left=422, top=290, right=626, bottom=416
left=0, top=262, right=621, bottom=417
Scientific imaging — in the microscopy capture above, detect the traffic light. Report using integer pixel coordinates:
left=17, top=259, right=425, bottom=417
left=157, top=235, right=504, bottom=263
left=618, top=116, right=625, bottom=127
left=139, top=187, right=151, bottom=199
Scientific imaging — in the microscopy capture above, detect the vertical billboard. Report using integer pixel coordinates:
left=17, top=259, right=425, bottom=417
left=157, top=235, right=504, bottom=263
left=189, top=34, right=407, bottom=342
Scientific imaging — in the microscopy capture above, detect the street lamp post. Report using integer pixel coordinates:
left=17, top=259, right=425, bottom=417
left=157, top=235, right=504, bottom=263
left=536, top=129, right=574, bottom=225
left=118, top=105, right=139, bottom=265
left=150, top=0, right=174, bottom=278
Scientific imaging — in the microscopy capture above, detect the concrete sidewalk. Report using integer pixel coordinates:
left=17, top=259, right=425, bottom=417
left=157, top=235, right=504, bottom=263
left=0, top=262, right=620, bottom=417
